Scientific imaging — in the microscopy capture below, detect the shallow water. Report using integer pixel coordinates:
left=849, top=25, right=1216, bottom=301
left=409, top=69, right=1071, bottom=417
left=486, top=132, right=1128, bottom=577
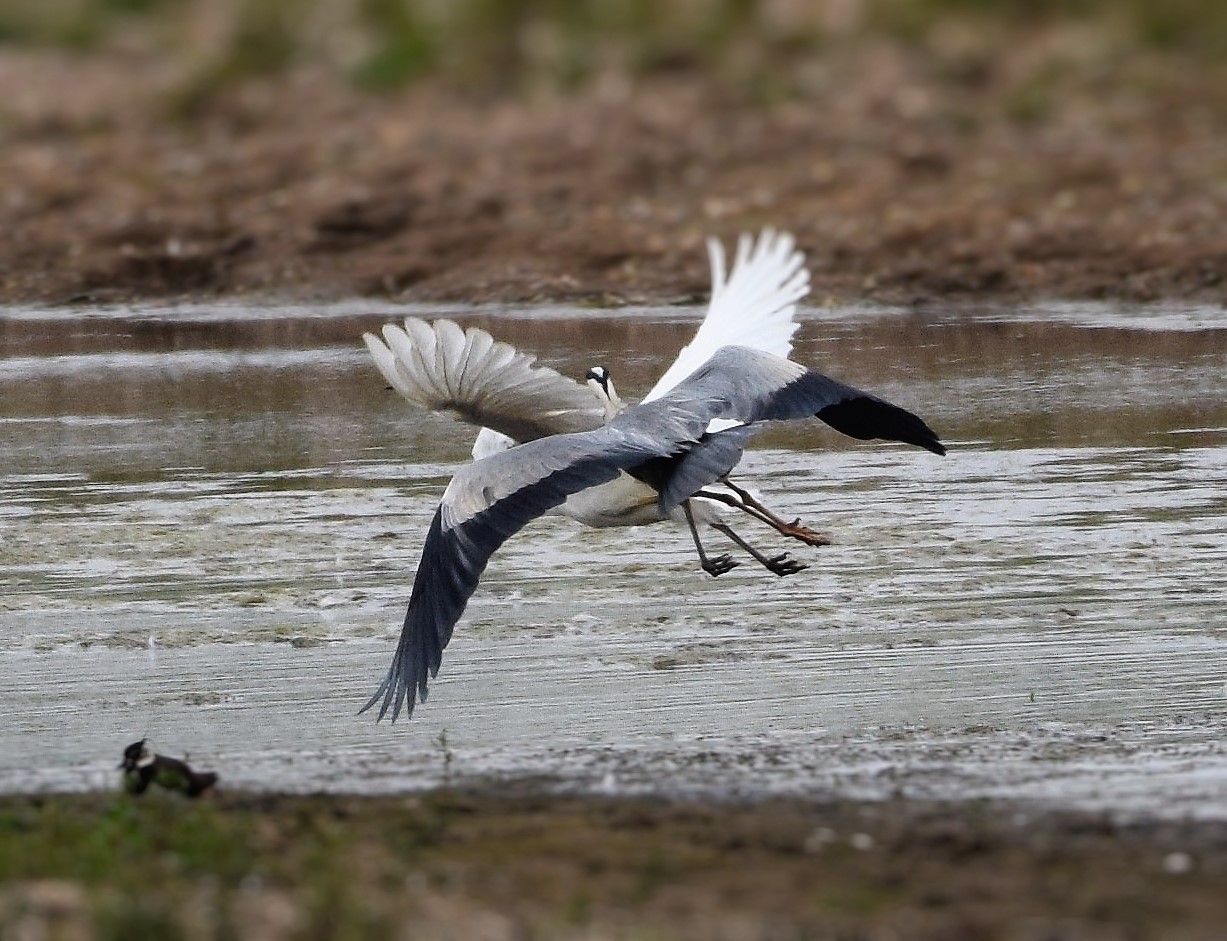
left=2, top=301, right=1226, bottom=818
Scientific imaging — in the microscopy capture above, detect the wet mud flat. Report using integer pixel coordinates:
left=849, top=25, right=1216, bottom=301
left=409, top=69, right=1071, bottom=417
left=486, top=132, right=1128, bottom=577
left=3, top=788, right=1227, bottom=941
left=2, top=303, right=1227, bottom=805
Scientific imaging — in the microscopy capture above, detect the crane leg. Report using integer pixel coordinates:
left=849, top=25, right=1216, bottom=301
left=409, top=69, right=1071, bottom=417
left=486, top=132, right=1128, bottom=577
left=711, top=522, right=808, bottom=577
left=682, top=501, right=740, bottom=577
left=695, top=481, right=831, bottom=547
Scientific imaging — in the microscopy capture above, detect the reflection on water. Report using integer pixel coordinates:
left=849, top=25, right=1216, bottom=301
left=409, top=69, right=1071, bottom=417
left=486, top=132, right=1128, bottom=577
left=2, top=301, right=1226, bottom=816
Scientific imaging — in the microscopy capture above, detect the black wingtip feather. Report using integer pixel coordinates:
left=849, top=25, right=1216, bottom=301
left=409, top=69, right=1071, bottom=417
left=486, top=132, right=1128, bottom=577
left=816, top=397, right=946, bottom=455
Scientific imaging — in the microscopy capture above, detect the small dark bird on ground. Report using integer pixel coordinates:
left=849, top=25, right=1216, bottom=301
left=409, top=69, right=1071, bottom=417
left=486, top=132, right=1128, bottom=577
left=120, top=739, right=218, bottom=798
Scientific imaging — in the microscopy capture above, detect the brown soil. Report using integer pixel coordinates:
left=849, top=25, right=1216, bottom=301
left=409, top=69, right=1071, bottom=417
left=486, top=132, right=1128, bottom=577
left=3, top=33, right=1227, bottom=308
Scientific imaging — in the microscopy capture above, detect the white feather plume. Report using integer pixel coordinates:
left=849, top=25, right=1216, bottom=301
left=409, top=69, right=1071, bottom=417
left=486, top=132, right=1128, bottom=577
left=643, top=228, right=809, bottom=402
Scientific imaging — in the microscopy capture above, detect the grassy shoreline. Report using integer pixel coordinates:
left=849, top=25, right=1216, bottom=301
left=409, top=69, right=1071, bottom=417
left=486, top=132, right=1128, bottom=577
left=3, top=787, right=1226, bottom=939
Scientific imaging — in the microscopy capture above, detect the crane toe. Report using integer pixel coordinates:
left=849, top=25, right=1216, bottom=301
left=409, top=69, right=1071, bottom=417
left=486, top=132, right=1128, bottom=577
left=766, top=554, right=809, bottom=577
left=701, top=554, right=741, bottom=577
left=783, top=520, right=831, bottom=547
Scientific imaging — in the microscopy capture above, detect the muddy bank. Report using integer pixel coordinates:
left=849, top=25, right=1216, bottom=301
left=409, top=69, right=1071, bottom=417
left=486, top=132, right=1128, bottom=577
left=2, top=789, right=1226, bottom=940
left=3, top=30, right=1227, bottom=308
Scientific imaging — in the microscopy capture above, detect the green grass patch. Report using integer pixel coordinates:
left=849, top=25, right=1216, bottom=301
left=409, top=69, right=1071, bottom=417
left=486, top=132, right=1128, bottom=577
left=1, top=791, right=1225, bottom=940
left=2, top=0, right=1219, bottom=99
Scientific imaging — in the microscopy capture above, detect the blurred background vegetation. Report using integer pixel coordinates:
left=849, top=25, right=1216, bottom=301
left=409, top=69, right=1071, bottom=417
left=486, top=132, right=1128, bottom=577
left=1, top=0, right=1225, bottom=98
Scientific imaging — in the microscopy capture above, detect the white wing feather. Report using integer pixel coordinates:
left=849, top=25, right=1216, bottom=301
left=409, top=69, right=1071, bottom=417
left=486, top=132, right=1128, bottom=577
left=365, top=229, right=809, bottom=461
left=471, top=427, right=516, bottom=460
left=364, top=319, right=604, bottom=455
left=643, top=228, right=809, bottom=402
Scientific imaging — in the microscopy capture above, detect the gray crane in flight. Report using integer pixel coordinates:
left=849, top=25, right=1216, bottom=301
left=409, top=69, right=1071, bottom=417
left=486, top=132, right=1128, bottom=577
left=365, top=230, right=836, bottom=579
left=361, top=344, right=945, bottom=722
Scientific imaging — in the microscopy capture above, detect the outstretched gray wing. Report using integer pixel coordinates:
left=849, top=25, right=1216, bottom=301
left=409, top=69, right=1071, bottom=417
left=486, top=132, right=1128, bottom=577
left=365, top=344, right=944, bottom=722
left=646, top=346, right=945, bottom=511
left=362, top=414, right=709, bottom=721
